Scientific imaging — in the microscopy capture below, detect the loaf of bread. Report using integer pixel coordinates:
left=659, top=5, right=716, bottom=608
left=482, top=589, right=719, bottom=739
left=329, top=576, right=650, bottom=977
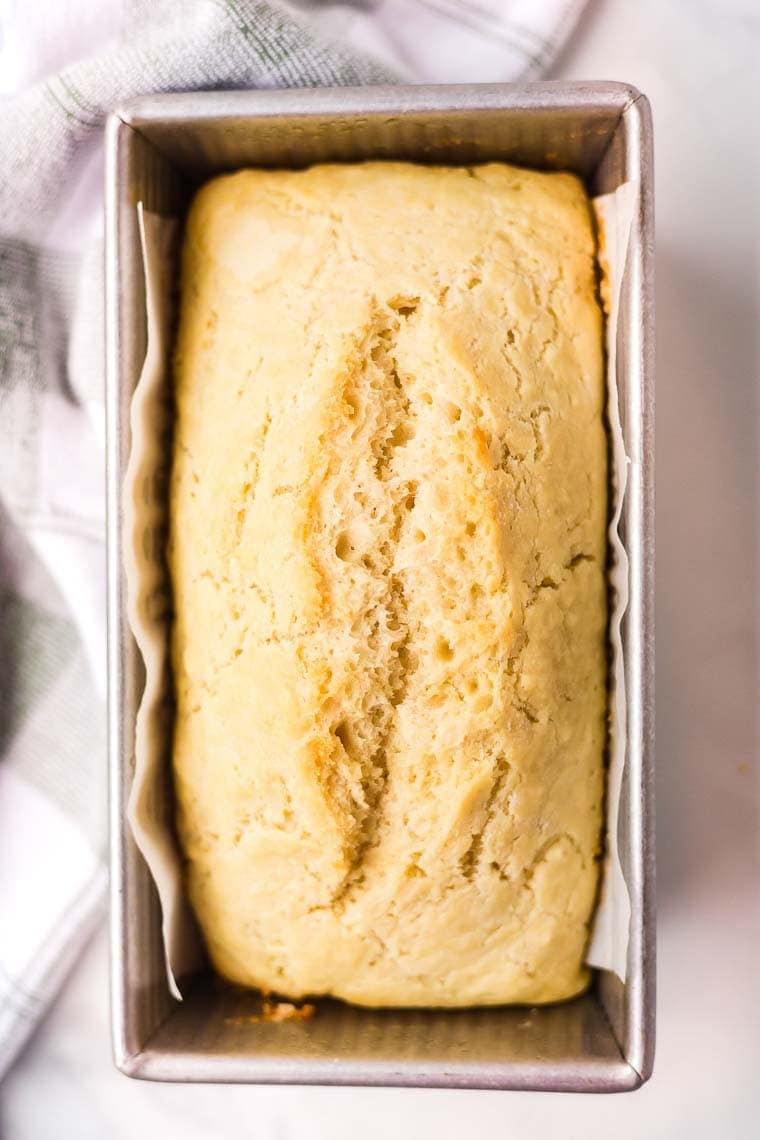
left=169, top=161, right=607, bottom=1007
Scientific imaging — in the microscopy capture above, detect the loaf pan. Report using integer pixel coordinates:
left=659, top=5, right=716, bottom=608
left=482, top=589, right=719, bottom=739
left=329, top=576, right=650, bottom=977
left=105, top=83, right=655, bottom=1091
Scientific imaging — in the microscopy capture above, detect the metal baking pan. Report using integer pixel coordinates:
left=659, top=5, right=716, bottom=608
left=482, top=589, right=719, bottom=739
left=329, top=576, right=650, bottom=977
left=105, top=83, right=655, bottom=1091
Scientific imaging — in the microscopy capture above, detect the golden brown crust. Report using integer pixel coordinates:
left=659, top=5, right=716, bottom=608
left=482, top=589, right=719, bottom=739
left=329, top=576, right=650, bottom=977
left=170, top=162, right=607, bottom=1006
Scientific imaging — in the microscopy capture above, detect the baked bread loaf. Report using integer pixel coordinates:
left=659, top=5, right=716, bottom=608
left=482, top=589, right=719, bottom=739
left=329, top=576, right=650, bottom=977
left=170, top=161, right=607, bottom=1006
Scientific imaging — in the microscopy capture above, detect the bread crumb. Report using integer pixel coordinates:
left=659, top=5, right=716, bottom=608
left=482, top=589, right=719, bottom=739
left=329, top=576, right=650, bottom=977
left=225, top=999, right=316, bottom=1026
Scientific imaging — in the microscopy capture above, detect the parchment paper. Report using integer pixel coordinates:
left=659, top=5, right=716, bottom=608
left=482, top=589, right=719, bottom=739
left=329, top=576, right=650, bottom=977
left=123, top=206, right=200, bottom=997
left=125, top=184, right=637, bottom=996
left=586, top=181, right=637, bottom=980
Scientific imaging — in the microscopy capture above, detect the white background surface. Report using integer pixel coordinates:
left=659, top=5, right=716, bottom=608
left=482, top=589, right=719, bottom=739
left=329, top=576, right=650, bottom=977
left=3, top=0, right=759, bottom=1134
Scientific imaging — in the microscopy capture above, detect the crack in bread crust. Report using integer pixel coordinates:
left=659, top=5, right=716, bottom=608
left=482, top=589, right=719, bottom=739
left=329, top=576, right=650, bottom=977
left=312, top=307, right=419, bottom=907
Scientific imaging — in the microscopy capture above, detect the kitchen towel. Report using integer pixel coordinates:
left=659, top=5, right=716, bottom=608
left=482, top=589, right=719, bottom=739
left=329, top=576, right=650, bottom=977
left=0, top=0, right=588, bottom=1078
